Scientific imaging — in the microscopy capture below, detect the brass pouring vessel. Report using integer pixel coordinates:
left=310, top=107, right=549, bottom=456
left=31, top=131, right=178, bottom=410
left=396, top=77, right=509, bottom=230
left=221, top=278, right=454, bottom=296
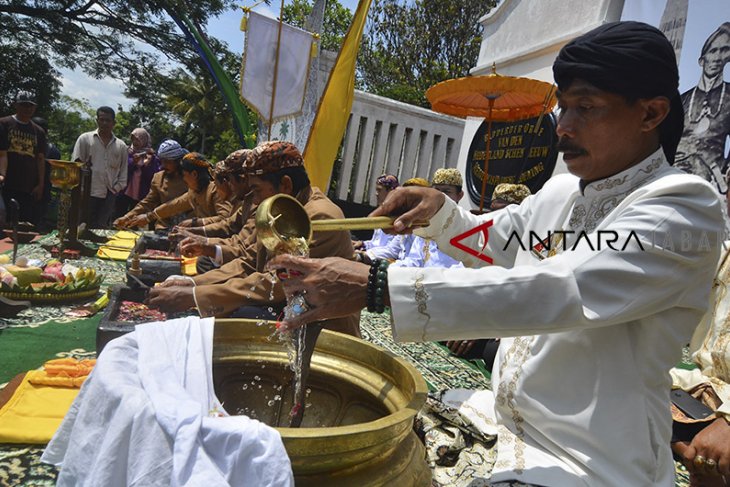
left=214, top=319, right=431, bottom=486
left=255, top=194, right=428, bottom=252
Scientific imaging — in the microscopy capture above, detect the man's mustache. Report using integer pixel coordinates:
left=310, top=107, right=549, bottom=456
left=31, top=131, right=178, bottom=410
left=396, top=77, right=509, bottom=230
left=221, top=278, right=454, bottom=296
left=556, top=139, right=587, bottom=155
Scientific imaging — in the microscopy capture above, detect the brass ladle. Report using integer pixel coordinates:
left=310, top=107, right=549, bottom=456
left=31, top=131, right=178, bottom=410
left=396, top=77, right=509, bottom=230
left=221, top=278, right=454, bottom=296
left=255, top=194, right=429, bottom=427
left=255, top=193, right=428, bottom=252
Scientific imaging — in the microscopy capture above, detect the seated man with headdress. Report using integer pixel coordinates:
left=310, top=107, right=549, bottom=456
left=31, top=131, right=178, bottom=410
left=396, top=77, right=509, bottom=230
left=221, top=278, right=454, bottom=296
left=175, top=160, right=243, bottom=232
left=489, top=183, right=532, bottom=211
left=391, top=168, right=465, bottom=269
left=146, top=141, right=359, bottom=337
left=353, top=174, right=400, bottom=251
left=354, top=177, right=429, bottom=265
left=175, top=150, right=257, bottom=273
left=122, top=152, right=233, bottom=229
left=114, top=140, right=189, bottom=230
left=175, top=150, right=254, bottom=240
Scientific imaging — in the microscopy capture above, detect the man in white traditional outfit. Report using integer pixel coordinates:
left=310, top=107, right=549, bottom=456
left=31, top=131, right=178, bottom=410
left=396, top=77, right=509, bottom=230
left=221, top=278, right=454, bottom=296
left=268, top=22, right=724, bottom=486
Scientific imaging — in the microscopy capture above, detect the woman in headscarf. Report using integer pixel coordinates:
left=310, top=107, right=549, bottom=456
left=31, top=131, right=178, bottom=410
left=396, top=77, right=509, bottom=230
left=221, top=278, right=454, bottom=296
left=114, top=128, right=160, bottom=219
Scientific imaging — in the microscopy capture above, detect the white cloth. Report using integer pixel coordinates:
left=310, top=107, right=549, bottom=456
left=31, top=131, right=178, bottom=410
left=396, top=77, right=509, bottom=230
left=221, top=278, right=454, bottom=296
left=42, top=317, right=293, bottom=487
left=241, top=11, right=316, bottom=121
left=391, top=235, right=463, bottom=269
left=363, top=228, right=393, bottom=250
left=71, top=130, right=128, bottom=198
left=671, top=244, right=730, bottom=419
left=389, top=149, right=724, bottom=486
left=367, top=233, right=415, bottom=261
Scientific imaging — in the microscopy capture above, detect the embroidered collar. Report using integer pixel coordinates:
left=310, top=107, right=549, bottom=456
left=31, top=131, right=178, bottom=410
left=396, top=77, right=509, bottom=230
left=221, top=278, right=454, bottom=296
left=569, top=148, right=667, bottom=233
left=581, top=148, right=666, bottom=198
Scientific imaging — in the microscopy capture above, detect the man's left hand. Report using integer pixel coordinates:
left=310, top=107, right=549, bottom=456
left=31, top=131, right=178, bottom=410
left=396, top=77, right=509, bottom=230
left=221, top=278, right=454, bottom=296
left=146, top=286, right=196, bottom=313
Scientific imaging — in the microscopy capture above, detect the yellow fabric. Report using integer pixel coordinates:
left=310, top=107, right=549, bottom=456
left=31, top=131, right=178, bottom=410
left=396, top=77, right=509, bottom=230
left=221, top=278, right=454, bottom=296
left=182, top=257, right=198, bottom=276
left=97, top=231, right=140, bottom=260
left=96, top=246, right=131, bottom=261
left=41, top=358, right=96, bottom=379
left=0, top=373, right=80, bottom=444
left=303, top=0, right=373, bottom=189
left=112, top=231, right=141, bottom=241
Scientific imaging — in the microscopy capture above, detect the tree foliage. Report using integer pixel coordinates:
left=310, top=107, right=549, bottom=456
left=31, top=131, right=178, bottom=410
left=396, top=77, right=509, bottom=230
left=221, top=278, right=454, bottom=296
left=358, top=0, right=494, bottom=107
left=282, top=0, right=353, bottom=52
left=0, top=0, right=234, bottom=79
left=121, top=40, right=253, bottom=161
left=0, top=44, right=61, bottom=116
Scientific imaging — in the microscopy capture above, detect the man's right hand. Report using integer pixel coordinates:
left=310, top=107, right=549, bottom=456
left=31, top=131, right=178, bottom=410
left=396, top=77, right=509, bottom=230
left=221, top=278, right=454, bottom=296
left=371, top=187, right=445, bottom=233
left=126, top=214, right=149, bottom=228
left=113, top=217, right=129, bottom=229
left=447, top=340, right=477, bottom=357
left=158, top=277, right=194, bottom=288
left=179, top=236, right=214, bottom=258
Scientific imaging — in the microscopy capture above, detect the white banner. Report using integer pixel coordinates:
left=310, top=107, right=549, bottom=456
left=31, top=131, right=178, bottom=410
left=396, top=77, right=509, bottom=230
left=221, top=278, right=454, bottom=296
left=240, top=11, right=315, bottom=123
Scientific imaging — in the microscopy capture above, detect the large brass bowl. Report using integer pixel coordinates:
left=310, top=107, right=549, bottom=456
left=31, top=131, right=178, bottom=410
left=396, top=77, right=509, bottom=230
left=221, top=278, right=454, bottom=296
left=214, top=319, right=431, bottom=486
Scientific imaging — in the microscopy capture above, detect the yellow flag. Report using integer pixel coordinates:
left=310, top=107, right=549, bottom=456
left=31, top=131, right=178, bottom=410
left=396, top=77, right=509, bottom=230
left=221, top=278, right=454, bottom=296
left=303, top=0, right=373, bottom=190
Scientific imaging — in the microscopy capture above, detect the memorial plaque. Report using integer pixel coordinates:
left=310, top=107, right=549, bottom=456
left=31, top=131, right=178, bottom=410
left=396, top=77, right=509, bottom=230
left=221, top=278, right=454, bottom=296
left=465, top=114, right=558, bottom=207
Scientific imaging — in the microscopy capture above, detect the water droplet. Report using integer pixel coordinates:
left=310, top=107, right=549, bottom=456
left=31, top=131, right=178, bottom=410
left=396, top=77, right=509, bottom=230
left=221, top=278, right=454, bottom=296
left=267, top=400, right=275, bottom=406
left=242, top=384, right=248, bottom=390
left=254, top=375, right=260, bottom=380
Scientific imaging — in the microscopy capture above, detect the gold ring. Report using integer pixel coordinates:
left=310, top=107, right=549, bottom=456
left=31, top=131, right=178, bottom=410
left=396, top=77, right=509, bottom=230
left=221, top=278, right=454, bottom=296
left=706, top=458, right=718, bottom=472
left=694, top=455, right=707, bottom=468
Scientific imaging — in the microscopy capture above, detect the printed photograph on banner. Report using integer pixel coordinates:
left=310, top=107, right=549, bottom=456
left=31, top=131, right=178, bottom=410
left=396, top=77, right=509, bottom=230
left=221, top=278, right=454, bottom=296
left=622, top=0, right=730, bottom=195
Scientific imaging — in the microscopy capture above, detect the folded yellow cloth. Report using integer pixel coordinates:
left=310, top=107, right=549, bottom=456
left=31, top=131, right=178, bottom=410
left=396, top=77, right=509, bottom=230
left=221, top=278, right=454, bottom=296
left=97, top=245, right=133, bottom=261
left=31, top=358, right=96, bottom=384
left=0, top=373, right=80, bottom=443
left=112, top=231, right=140, bottom=241
left=182, top=257, right=198, bottom=276
left=97, top=231, right=140, bottom=260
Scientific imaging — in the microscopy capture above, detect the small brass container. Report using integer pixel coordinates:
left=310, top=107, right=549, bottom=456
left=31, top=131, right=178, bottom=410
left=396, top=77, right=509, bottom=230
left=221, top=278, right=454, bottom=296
left=255, top=193, right=312, bottom=253
left=214, top=319, right=431, bottom=486
left=48, top=159, right=84, bottom=190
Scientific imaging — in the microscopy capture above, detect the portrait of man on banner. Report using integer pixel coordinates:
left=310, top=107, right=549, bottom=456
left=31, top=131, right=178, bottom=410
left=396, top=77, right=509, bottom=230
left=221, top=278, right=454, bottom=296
left=675, top=22, right=730, bottom=193
left=622, top=1, right=730, bottom=195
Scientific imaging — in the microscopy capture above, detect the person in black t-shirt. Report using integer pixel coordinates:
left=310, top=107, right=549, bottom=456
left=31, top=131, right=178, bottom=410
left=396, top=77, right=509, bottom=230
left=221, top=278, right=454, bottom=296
left=0, top=91, right=47, bottom=226
left=32, top=116, right=61, bottom=231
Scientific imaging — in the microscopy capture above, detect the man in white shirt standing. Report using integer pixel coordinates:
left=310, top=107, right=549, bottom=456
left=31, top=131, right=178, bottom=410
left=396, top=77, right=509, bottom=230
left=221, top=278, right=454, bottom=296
left=270, top=22, right=724, bottom=486
left=71, top=106, right=127, bottom=228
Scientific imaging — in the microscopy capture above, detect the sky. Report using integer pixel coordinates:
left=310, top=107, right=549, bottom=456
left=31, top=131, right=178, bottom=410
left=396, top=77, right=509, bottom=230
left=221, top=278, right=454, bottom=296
left=58, top=0, right=361, bottom=111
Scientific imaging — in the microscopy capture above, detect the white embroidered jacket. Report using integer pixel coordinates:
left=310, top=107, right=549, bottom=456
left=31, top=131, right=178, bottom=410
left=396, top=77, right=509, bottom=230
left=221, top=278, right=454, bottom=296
left=389, top=149, right=723, bottom=486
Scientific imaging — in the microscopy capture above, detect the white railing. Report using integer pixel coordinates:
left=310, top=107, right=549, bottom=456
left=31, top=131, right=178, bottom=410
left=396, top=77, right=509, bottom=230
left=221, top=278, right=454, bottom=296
left=330, top=90, right=465, bottom=206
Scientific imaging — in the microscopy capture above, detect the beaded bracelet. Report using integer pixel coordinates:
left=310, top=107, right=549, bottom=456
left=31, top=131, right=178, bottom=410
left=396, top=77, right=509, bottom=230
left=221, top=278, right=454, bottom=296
left=366, top=258, right=389, bottom=313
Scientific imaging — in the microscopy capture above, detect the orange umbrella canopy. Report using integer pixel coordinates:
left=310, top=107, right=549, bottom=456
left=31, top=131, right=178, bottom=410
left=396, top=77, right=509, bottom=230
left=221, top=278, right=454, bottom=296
left=426, top=73, right=557, bottom=121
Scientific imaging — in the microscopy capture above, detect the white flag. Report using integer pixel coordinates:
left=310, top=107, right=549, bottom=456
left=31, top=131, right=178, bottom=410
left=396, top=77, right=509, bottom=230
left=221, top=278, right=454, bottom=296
left=240, top=11, right=316, bottom=122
